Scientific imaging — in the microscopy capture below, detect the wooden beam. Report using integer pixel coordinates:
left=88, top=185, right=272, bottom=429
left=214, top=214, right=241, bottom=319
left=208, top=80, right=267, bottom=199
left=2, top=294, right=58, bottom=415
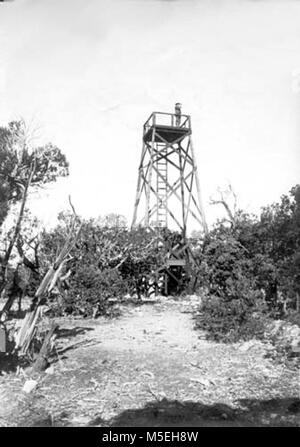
left=189, top=138, right=208, bottom=233
left=184, top=171, right=194, bottom=226
left=153, top=166, right=203, bottom=226
left=131, top=142, right=148, bottom=228
left=137, top=169, right=203, bottom=228
left=145, top=133, right=155, bottom=227
left=178, top=142, right=187, bottom=240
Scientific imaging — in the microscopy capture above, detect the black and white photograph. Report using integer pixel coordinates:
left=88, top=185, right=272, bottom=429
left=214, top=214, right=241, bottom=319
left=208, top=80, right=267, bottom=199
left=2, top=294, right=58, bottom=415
left=0, top=0, right=299, bottom=429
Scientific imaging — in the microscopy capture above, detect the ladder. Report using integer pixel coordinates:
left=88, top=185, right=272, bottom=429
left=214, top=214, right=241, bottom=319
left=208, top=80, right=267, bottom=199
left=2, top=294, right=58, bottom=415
left=156, top=144, right=168, bottom=228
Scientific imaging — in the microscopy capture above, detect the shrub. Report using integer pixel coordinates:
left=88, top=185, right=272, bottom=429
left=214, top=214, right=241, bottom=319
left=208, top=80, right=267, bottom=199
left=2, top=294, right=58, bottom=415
left=195, top=294, right=267, bottom=343
left=193, top=232, right=269, bottom=342
left=193, top=186, right=300, bottom=343
left=50, top=266, right=126, bottom=317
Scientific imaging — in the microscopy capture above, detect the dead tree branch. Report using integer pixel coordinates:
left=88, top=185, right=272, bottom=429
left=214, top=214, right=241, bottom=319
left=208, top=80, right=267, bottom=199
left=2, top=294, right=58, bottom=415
left=14, top=197, right=82, bottom=355
left=209, top=184, right=238, bottom=227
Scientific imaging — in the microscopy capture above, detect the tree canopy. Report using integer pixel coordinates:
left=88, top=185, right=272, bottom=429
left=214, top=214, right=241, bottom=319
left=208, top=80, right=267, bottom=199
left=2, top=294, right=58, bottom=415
left=0, top=120, right=69, bottom=226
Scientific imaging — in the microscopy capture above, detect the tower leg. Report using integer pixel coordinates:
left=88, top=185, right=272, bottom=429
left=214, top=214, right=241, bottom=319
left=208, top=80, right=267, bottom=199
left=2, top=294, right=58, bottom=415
left=132, top=142, right=147, bottom=228
left=132, top=169, right=143, bottom=228
left=145, top=132, right=155, bottom=227
left=189, top=139, right=208, bottom=234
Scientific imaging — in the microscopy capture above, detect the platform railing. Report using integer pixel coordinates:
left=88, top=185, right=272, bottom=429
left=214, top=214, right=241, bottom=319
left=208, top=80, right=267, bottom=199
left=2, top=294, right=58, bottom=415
left=144, top=112, right=191, bottom=131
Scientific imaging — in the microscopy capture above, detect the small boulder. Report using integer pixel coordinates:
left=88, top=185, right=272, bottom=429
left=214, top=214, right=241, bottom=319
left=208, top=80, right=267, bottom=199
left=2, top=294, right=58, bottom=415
left=45, top=365, right=55, bottom=375
left=22, top=379, right=38, bottom=394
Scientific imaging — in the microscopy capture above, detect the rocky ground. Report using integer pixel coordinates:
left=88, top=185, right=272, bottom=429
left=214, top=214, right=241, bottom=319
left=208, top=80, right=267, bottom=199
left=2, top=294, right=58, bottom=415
left=0, top=295, right=299, bottom=427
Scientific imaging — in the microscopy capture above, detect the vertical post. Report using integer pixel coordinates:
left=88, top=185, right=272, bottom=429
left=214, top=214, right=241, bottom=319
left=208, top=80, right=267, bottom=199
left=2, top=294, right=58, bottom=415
left=165, top=152, right=168, bottom=228
left=189, top=136, right=208, bottom=234
left=156, top=145, right=159, bottom=228
left=132, top=167, right=142, bottom=228
left=178, top=142, right=187, bottom=240
left=145, top=126, right=156, bottom=227
left=132, top=136, right=147, bottom=228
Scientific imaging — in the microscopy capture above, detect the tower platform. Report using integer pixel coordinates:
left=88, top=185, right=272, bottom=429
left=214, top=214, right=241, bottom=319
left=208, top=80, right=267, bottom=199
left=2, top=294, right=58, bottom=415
left=143, top=111, right=191, bottom=144
left=144, top=125, right=190, bottom=144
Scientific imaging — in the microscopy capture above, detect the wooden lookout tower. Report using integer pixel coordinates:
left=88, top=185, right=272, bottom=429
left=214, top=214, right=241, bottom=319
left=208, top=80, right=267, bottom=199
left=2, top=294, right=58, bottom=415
left=131, top=104, right=208, bottom=294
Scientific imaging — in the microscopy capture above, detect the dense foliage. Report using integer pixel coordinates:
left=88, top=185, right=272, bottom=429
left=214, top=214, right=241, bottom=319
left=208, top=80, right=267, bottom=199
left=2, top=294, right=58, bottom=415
left=37, top=217, right=172, bottom=316
left=194, top=185, right=300, bottom=342
left=23, top=185, right=298, bottom=330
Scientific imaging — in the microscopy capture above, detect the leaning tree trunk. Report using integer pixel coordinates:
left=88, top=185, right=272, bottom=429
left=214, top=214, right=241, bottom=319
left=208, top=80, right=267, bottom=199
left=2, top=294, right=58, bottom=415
left=31, top=322, right=58, bottom=373
left=0, top=161, right=35, bottom=319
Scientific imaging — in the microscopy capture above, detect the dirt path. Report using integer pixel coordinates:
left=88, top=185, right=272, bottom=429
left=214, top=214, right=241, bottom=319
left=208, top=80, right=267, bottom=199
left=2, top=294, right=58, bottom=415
left=0, top=296, right=299, bottom=426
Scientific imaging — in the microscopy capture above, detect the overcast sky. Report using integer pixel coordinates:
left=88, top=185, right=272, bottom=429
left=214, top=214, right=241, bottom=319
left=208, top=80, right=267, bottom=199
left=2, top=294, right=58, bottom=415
left=0, top=0, right=299, bottom=230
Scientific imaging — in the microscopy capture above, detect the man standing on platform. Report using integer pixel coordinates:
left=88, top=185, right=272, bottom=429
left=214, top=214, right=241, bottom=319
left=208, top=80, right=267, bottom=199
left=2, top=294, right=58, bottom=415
left=175, top=102, right=182, bottom=126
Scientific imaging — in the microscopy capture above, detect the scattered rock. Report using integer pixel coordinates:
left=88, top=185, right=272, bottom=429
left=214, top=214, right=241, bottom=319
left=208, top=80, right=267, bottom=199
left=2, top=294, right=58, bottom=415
left=22, top=379, right=38, bottom=394
left=141, top=371, right=155, bottom=379
left=45, top=365, right=55, bottom=375
left=157, top=391, right=167, bottom=401
left=190, top=377, right=211, bottom=387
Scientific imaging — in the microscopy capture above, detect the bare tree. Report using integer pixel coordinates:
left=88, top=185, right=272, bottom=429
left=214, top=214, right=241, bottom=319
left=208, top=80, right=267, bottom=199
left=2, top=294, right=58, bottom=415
left=209, top=183, right=238, bottom=227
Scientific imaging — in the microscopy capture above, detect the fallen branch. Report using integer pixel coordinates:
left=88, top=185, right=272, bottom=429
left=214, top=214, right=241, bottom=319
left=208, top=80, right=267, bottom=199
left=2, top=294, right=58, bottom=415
left=31, top=321, right=58, bottom=373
